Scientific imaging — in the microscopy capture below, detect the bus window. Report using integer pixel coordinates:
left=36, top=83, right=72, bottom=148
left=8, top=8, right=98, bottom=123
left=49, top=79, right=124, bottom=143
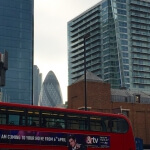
left=102, top=116, right=129, bottom=133
left=41, top=111, right=52, bottom=127
left=67, top=114, right=88, bottom=130
left=7, top=107, right=26, bottom=125
left=90, top=116, right=106, bottom=132
left=19, top=115, right=26, bottom=126
left=54, top=120, right=63, bottom=128
left=27, top=109, right=39, bottom=127
left=50, top=112, right=65, bottom=128
left=116, top=118, right=129, bottom=133
left=41, top=111, right=65, bottom=129
left=41, top=117, right=47, bottom=127
left=0, top=107, right=7, bottom=124
left=79, top=115, right=88, bottom=130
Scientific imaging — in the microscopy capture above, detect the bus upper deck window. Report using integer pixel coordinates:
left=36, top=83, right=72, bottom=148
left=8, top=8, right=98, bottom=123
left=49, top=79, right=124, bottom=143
left=90, top=116, right=106, bottom=132
left=67, top=114, right=88, bottom=130
left=102, top=116, right=129, bottom=133
left=0, top=107, right=7, bottom=124
left=41, top=111, right=65, bottom=129
left=6, top=107, right=26, bottom=126
left=117, top=118, right=129, bottom=133
left=27, top=109, right=40, bottom=127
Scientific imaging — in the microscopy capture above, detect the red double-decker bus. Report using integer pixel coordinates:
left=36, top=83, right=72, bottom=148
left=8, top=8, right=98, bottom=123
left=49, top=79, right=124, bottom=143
left=0, top=102, right=135, bottom=150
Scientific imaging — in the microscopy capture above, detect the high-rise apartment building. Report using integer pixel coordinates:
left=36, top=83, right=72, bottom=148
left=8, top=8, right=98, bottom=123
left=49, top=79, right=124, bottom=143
left=0, top=0, right=34, bottom=104
left=68, top=0, right=150, bottom=93
left=33, top=65, right=42, bottom=105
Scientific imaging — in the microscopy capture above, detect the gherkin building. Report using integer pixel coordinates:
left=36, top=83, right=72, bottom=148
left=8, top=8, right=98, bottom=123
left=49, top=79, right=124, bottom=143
left=38, top=71, right=63, bottom=107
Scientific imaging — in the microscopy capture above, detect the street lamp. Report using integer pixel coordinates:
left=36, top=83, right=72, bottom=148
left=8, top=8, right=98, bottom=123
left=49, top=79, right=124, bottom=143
left=83, top=33, right=90, bottom=111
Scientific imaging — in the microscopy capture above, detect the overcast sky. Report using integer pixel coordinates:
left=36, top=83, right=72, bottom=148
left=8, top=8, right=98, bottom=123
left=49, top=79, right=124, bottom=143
left=34, top=0, right=101, bottom=103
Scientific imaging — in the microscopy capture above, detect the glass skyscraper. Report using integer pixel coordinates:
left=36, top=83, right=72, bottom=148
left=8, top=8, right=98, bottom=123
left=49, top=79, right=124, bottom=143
left=0, top=0, right=34, bottom=104
left=38, top=71, right=63, bottom=107
left=33, top=65, right=42, bottom=105
left=68, top=0, right=150, bottom=93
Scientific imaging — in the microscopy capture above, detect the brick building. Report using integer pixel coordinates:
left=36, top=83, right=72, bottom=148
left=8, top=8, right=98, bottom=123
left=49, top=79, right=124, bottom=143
left=68, top=72, right=150, bottom=145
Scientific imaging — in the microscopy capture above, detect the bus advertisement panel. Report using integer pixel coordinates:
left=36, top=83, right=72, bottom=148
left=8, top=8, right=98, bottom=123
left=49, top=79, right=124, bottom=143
left=0, top=130, right=110, bottom=148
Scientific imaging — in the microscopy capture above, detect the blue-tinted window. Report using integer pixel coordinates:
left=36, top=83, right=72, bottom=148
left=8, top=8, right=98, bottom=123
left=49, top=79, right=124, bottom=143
left=121, top=46, right=128, bottom=51
left=139, top=85, right=144, bottom=88
left=118, top=15, right=127, bottom=21
left=119, top=22, right=127, bottom=27
left=22, top=31, right=32, bottom=40
left=123, top=65, right=129, bottom=70
left=22, top=12, right=32, bottom=20
left=103, top=31, right=109, bottom=37
left=123, top=59, right=129, bottom=64
left=20, top=71, right=31, bottom=79
left=125, top=84, right=130, bottom=88
left=7, top=70, right=19, bottom=79
left=102, top=0, right=108, bottom=8
left=119, top=27, right=127, bottom=33
left=103, top=43, right=109, bottom=49
left=4, top=8, right=20, bottom=18
left=116, top=0, right=126, bottom=3
left=116, top=3, right=126, bottom=9
left=117, top=9, right=126, bottom=15
left=123, top=52, right=128, bottom=57
left=103, top=37, right=109, bottom=43
left=121, top=40, right=128, bottom=45
left=104, top=74, right=109, bottom=79
left=22, top=21, right=32, bottom=30
left=120, top=34, right=127, bottom=39
left=6, top=80, right=19, bottom=89
left=124, top=71, right=129, bottom=76
left=22, top=40, right=32, bottom=49
left=102, top=13, right=108, bottom=21
left=102, top=7, right=108, bottom=15
left=125, top=78, right=130, bottom=83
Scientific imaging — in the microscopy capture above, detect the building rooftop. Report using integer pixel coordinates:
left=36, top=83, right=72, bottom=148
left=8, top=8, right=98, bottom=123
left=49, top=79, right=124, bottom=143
left=111, top=89, right=150, bottom=98
left=74, top=71, right=103, bottom=84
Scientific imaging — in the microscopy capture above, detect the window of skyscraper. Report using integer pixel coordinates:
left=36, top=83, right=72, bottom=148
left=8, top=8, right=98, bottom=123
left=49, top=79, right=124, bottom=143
left=102, top=0, right=108, bottom=8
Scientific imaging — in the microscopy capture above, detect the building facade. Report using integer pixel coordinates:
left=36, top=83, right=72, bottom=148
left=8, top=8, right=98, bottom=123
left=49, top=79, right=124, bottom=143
left=38, top=71, right=63, bottom=107
left=0, top=0, right=34, bottom=104
left=33, top=65, right=42, bottom=105
left=68, top=0, right=150, bottom=93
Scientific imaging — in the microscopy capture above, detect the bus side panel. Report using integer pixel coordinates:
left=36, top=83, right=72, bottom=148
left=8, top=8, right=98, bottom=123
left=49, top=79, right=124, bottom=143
left=123, top=130, right=136, bottom=150
left=110, top=134, right=123, bottom=149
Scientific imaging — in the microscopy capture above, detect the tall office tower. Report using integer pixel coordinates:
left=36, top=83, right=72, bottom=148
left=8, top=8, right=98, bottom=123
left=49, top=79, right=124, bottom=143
left=0, top=0, right=34, bottom=104
left=33, top=65, right=42, bottom=105
left=68, top=0, right=150, bottom=92
left=38, top=71, right=63, bottom=107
